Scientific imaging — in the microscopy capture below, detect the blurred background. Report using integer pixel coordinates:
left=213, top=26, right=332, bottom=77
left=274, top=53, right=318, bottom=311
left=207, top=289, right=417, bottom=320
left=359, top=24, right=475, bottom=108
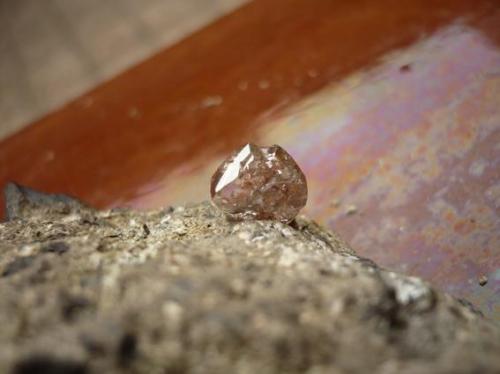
left=0, top=0, right=499, bottom=319
left=0, top=0, right=246, bottom=138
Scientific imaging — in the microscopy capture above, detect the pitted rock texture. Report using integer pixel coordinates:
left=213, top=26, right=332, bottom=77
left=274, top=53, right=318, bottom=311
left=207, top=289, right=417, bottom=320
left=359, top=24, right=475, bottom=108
left=0, top=184, right=499, bottom=374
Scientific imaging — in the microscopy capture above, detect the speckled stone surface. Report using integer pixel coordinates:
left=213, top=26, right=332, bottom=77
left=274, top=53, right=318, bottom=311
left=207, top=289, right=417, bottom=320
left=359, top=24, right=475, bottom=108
left=0, top=184, right=499, bottom=373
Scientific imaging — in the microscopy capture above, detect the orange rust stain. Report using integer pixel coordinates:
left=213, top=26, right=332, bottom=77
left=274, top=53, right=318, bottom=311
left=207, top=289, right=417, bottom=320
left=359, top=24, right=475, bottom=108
left=444, top=211, right=456, bottom=223
left=424, top=225, right=447, bottom=242
left=453, top=220, right=477, bottom=235
left=451, top=124, right=476, bottom=143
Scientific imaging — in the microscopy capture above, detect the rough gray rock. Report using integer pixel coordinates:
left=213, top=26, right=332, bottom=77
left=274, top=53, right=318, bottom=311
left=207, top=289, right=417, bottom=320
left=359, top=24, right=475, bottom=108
left=0, top=183, right=499, bottom=373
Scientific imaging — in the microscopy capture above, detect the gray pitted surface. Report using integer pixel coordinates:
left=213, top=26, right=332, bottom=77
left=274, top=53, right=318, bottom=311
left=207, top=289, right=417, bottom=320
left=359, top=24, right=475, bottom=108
left=0, top=184, right=499, bottom=373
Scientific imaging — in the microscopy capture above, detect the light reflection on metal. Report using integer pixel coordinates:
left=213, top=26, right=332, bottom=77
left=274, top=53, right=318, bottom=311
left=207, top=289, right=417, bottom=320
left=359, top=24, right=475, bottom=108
left=133, top=24, right=500, bottom=318
left=260, top=24, right=500, bottom=317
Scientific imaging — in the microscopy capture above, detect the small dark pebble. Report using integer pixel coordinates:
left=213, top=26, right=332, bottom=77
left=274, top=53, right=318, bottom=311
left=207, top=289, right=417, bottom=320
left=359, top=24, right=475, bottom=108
left=399, top=64, right=412, bottom=73
left=117, top=332, right=137, bottom=367
left=319, top=268, right=333, bottom=277
left=61, top=294, right=91, bottom=321
left=1, top=256, right=36, bottom=277
left=143, top=224, right=150, bottom=237
left=41, top=241, right=70, bottom=255
left=478, top=275, right=488, bottom=286
left=80, top=335, right=106, bottom=356
left=13, top=356, right=87, bottom=374
left=162, top=206, right=175, bottom=214
left=288, top=219, right=299, bottom=230
left=80, top=218, right=97, bottom=225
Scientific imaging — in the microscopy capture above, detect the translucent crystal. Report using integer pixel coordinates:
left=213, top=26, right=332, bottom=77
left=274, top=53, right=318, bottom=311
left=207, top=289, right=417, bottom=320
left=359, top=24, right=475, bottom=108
left=210, top=144, right=307, bottom=223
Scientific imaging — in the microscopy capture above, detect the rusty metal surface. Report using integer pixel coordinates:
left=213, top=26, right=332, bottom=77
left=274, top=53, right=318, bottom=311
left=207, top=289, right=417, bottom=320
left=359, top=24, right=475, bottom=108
left=260, top=23, right=500, bottom=317
left=132, top=20, right=500, bottom=318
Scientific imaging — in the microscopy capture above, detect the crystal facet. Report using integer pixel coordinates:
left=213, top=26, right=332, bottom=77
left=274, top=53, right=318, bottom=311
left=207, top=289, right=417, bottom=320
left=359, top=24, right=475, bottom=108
left=210, top=144, right=307, bottom=223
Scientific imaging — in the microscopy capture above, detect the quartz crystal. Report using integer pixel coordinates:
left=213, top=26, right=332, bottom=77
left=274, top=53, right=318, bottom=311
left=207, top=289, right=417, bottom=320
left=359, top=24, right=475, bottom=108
left=210, top=143, right=307, bottom=223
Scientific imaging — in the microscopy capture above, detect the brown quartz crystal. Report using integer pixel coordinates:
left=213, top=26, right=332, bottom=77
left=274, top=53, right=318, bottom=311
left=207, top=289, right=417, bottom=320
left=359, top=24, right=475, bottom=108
left=210, top=143, right=307, bottom=223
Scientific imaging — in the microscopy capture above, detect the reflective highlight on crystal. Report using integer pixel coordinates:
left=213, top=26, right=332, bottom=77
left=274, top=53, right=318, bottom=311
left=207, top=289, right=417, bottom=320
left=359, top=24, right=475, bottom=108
left=211, top=144, right=307, bottom=223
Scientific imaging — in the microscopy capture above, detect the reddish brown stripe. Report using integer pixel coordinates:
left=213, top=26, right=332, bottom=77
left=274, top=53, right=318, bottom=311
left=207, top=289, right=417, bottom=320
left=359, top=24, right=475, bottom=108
left=0, top=0, right=496, bottom=216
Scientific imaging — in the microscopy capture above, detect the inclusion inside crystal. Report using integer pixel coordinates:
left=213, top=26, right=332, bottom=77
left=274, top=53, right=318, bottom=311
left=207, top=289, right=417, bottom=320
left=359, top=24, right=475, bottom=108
left=210, top=143, right=307, bottom=223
